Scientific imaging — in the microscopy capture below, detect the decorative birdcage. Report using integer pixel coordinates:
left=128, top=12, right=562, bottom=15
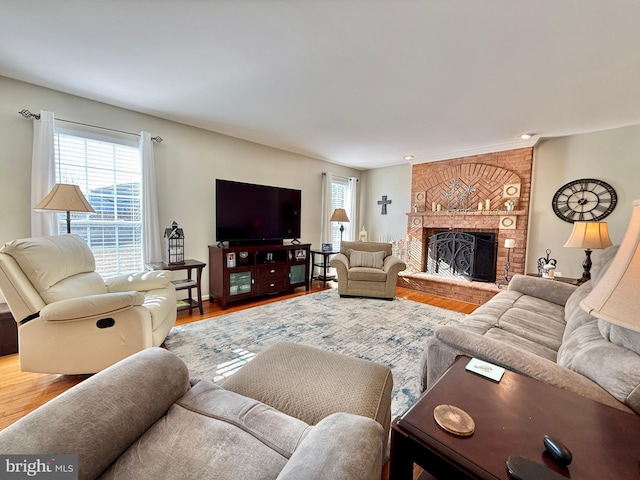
left=164, top=221, right=185, bottom=265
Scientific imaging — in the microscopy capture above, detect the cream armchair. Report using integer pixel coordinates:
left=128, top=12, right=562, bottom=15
left=0, top=234, right=176, bottom=374
left=330, top=241, right=406, bottom=300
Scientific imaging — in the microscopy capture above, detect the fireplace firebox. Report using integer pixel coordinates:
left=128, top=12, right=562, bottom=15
left=426, top=231, right=497, bottom=282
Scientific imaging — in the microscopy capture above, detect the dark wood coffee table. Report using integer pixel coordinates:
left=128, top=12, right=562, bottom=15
left=389, top=356, right=640, bottom=479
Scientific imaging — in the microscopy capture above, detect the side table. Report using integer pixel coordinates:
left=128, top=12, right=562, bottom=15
left=526, top=273, right=577, bottom=285
left=146, top=259, right=206, bottom=315
left=0, top=303, right=18, bottom=356
left=390, top=355, right=640, bottom=480
left=310, top=250, right=338, bottom=287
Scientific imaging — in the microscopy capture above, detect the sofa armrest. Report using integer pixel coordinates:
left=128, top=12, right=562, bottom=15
left=383, top=255, right=406, bottom=274
left=330, top=253, right=349, bottom=273
left=276, top=412, right=383, bottom=480
left=39, top=291, right=145, bottom=321
left=508, top=274, right=577, bottom=306
left=106, top=270, right=172, bottom=293
left=0, top=348, right=190, bottom=480
left=423, top=326, right=632, bottom=412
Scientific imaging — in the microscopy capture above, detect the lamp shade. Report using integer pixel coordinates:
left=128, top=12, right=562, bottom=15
left=563, top=222, right=613, bottom=250
left=330, top=208, right=350, bottom=223
left=34, top=183, right=96, bottom=214
left=580, top=199, right=640, bottom=332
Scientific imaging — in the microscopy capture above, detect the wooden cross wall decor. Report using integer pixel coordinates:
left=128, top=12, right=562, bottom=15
left=377, top=195, right=391, bottom=215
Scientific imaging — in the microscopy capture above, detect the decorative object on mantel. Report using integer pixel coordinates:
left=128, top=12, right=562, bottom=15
left=552, top=178, right=617, bottom=223
left=330, top=208, right=350, bottom=243
left=414, top=191, right=426, bottom=207
left=537, top=249, right=557, bottom=274
left=164, top=221, right=185, bottom=265
left=413, top=204, right=419, bottom=213
left=34, top=183, right=96, bottom=234
left=377, top=195, right=392, bottom=215
left=504, top=199, right=516, bottom=211
left=563, top=221, right=612, bottom=284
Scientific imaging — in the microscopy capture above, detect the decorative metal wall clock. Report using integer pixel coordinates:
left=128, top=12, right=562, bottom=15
left=552, top=178, right=617, bottom=223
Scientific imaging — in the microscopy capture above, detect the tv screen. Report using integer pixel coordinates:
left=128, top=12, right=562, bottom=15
left=216, top=179, right=301, bottom=244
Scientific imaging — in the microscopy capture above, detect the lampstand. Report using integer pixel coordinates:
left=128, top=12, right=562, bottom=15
left=34, top=183, right=96, bottom=234
left=563, top=222, right=613, bottom=284
left=330, top=208, right=350, bottom=243
left=502, top=238, right=515, bottom=284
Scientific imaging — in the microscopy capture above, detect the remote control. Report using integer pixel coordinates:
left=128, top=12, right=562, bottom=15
left=506, top=456, right=568, bottom=480
left=543, top=434, right=572, bottom=466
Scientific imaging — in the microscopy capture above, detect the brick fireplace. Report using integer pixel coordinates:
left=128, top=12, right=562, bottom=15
left=401, top=148, right=533, bottom=305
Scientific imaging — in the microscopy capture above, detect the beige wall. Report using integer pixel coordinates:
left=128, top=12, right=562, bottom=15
left=529, top=126, right=640, bottom=278
left=0, top=76, right=360, bottom=300
left=360, top=164, right=412, bottom=244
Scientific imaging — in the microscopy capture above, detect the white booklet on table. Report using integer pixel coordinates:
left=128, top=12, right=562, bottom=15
left=465, top=357, right=505, bottom=382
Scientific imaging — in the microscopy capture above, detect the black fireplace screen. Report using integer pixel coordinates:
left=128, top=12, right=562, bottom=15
left=426, top=231, right=497, bottom=282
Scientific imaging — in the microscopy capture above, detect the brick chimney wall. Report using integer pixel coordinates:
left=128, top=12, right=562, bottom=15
left=407, top=148, right=533, bottom=280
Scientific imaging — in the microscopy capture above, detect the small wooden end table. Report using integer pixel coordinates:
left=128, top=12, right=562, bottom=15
left=310, top=250, right=339, bottom=287
left=390, top=355, right=640, bottom=480
left=146, top=259, right=206, bottom=315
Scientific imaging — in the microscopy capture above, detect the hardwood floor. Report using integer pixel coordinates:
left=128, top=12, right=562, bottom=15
left=0, top=282, right=476, bottom=479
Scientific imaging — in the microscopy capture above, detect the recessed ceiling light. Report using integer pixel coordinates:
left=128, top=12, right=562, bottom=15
left=404, top=155, right=414, bottom=160
left=519, top=133, right=535, bottom=140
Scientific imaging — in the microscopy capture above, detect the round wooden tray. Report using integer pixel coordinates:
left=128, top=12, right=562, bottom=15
left=433, top=404, right=475, bottom=436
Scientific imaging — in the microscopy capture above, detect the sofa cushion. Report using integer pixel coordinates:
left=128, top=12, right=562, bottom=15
left=99, top=380, right=312, bottom=480
left=41, top=271, right=108, bottom=304
left=348, top=249, right=385, bottom=269
left=557, top=320, right=640, bottom=414
left=0, top=235, right=95, bottom=293
left=348, top=266, right=388, bottom=282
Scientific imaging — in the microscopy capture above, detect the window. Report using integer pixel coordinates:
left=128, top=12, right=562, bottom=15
left=54, top=129, right=142, bottom=277
left=331, top=177, right=352, bottom=251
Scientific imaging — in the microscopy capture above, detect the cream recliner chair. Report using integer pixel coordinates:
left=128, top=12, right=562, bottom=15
left=0, top=234, right=176, bottom=374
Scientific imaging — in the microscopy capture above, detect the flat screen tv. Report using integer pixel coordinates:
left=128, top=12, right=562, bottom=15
left=216, top=179, right=301, bottom=245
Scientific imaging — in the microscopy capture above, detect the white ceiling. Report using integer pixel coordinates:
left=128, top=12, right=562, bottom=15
left=2, top=1, right=640, bottom=170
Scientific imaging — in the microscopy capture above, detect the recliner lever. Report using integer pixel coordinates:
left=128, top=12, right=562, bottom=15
left=96, top=318, right=115, bottom=329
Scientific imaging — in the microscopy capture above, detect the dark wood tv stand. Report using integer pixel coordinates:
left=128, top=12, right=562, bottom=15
left=209, top=243, right=310, bottom=310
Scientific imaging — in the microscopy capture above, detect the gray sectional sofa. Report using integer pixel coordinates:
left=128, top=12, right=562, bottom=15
left=0, top=348, right=385, bottom=480
left=422, top=245, right=640, bottom=415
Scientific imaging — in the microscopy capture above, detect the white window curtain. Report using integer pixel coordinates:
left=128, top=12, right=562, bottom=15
left=321, top=172, right=333, bottom=245
left=30, top=110, right=57, bottom=237
left=140, top=131, right=162, bottom=264
left=346, top=177, right=358, bottom=241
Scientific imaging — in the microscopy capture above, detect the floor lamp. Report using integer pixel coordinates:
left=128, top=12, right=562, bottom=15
left=35, top=183, right=96, bottom=233
left=330, top=208, right=350, bottom=243
left=563, top=222, right=612, bottom=284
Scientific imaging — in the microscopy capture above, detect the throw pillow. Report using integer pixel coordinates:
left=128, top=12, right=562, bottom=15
left=348, top=249, right=385, bottom=269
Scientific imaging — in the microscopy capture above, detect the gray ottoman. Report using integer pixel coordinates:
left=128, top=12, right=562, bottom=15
left=220, top=342, right=393, bottom=442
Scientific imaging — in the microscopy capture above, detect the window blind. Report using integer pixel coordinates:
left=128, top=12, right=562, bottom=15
left=54, top=131, right=143, bottom=277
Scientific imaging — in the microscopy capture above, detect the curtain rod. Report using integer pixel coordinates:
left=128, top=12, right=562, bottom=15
left=322, top=172, right=359, bottom=182
left=18, top=109, right=163, bottom=143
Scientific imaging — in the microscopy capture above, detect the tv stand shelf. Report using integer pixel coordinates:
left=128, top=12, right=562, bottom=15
left=209, top=243, right=310, bottom=310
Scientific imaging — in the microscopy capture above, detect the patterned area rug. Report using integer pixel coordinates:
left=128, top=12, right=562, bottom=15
left=164, top=289, right=467, bottom=419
